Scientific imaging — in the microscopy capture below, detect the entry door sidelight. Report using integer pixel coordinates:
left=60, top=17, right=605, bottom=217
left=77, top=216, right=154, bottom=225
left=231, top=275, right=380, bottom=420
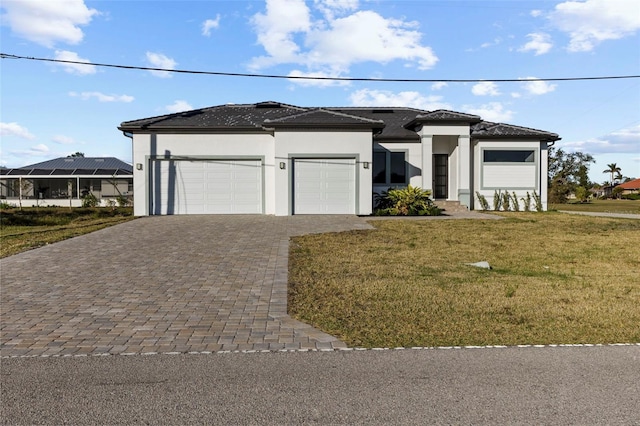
left=433, top=154, right=448, bottom=199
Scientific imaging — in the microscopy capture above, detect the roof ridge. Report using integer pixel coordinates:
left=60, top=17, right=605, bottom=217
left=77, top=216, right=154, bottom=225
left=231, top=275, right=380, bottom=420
left=263, top=108, right=385, bottom=124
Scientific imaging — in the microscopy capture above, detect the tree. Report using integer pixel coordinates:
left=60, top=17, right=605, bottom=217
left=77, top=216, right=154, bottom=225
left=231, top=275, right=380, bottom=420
left=603, top=163, right=621, bottom=186
left=547, top=147, right=595, bottom=203
left=68, top=152, right=85, bottom=158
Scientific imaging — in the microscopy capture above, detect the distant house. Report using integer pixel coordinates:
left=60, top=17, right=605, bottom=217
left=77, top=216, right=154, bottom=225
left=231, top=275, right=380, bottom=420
left=616, top=178, right=640, bottom=195
left=0, top=157, right=133, bottom=207
left=119, top=101, right=559, bottom=216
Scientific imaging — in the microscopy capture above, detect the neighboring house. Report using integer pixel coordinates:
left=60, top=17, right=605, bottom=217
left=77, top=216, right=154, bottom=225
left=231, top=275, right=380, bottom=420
left=118, top=101, right=560, bottom=216
left=0, top=157, right=133, bottom=207
left=615, top=178, right=640, bottom=195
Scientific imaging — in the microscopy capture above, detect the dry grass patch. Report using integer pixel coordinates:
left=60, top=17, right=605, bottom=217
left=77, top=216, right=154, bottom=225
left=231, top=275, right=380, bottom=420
left=1, top=208, right=133, bottom=258
left=550, top=199, right=640, bottom=214
left=289, top=213, right=640, bottom=347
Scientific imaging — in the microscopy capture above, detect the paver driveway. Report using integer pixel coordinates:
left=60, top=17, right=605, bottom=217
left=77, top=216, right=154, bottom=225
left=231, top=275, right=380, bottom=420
left=1, top=215, right=373, bottom=357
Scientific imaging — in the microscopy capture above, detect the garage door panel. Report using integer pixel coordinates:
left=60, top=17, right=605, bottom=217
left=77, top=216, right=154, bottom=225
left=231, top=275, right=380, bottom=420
left=151, top=159, right=262, bottom=215
left=294, top=158, right=355, bottom=214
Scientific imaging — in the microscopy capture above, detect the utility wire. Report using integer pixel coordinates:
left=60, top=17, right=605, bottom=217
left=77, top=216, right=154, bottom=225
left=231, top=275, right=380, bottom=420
left=2, top=52, right=640, bottom=83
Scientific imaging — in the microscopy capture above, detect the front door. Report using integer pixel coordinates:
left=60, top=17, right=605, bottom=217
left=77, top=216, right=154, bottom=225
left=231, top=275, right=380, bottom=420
left=433, top=154, right=448, bottom=199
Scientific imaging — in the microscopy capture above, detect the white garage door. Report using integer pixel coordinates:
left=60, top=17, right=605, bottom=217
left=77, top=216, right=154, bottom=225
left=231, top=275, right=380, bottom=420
left=293, top=158, right=356, bottom=214
left=151, top=159, right=262, bottom=215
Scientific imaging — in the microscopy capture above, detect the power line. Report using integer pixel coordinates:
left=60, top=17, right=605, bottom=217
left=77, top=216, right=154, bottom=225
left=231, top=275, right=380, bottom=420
left=2, top=52, right=639, bottom=83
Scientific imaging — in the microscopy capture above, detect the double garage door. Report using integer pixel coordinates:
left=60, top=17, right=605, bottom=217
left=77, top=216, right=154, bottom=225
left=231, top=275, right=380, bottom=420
left=150, top=158, right=356, bottom=215
left=151, top=159, right=263, bottom=215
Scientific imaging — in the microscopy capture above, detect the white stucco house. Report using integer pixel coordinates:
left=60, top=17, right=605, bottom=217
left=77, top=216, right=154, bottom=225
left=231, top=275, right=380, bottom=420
left=118, top=101, right=559, bottom=216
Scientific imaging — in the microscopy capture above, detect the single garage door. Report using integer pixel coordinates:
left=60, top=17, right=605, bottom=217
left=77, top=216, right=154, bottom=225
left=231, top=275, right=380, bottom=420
left=293, top=158, right=356, bottom=214
left=151, top=159, right=262, bottom=215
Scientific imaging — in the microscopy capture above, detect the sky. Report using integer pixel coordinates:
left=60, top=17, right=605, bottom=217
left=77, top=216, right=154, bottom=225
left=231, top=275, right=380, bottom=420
left=1, top=0, right=639, bottom=183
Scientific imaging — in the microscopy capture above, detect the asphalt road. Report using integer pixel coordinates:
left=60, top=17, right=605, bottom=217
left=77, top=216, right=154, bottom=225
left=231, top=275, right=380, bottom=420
left=2, top=346, right=639, bottom=425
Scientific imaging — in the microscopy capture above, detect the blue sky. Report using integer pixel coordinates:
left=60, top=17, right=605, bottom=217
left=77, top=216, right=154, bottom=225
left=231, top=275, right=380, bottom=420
left=1, top=0, right=639, bottom=183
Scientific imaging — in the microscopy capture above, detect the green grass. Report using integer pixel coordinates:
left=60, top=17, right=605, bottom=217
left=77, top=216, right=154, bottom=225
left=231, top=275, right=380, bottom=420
left=289, top=213, right=640, bottom=347
left=1, top=207, right=134, bottom=258
left=550, top=199, right=640, bottom=214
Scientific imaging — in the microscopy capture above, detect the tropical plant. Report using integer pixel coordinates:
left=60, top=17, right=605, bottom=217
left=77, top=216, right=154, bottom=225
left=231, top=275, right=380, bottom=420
left=603, top=163, right=622, bottom=187
left=520, top=192, right=532, bottom=212
left=493, top=190, right=501, bottom=211
left=374, top=185, right=441, bottom=216
left=511, top=192, right=520, bottom=211
left=475, top=192, right=490, bottom=210
left=532, top=191, right=543, bottom=212
left=502, top=192, right=511, bottom=211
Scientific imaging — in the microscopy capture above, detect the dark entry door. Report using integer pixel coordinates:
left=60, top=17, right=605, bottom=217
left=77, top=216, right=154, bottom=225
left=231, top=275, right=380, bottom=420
left=433, top=154, right=448, bottom=199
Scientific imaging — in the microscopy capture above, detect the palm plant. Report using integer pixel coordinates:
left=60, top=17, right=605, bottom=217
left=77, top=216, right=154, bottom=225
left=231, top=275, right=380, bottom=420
left=603, top=163, right=621, bottom=186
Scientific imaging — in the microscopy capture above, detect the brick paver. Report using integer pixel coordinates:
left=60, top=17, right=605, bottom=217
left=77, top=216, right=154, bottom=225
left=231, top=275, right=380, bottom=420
left=1, top=215, right=373, bottom=356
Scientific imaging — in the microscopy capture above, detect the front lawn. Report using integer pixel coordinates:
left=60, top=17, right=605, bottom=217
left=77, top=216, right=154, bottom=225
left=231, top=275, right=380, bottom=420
left=550, top=199, right=640, bottom=214
left=0, top=207, right=134, bottom=258
left=289, top=213, right=640, bottom=347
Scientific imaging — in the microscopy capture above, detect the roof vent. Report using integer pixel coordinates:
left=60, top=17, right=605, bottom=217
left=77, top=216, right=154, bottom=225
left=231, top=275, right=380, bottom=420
left=256, top=101, right=281, bottom=108
left=64, top=158, right=74, bottom=162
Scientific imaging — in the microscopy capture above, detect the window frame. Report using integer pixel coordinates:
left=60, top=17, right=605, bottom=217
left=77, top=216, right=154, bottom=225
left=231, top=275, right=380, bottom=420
left=373, top=150, right=408, bottom=185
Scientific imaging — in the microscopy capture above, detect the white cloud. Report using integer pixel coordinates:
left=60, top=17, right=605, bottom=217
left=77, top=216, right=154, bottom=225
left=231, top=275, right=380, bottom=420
left=165, top=100, right=193, bottom=113
left=145, top=52, right=177, bottom=78
left=202, top=15, right=221, bottom=36
left=550, top=0, right=640, bottom=52
left=0, top=122, right=35, bottom=140
left=1, top=0, right=98, bottom=47
left=560, top=125, right=640, bottom=154
left=69, top=91, right=134, bottom=102
left=349, top=89, right=451, bottom=110
left=287, top=69, right=350, bottom=87
left=471, top=81, right=500, bottom=96
left=510, top=92, right=522, bottom=98
left=52, top=135, right=75, bottom=145
left=520, top=77, right=557, bottom=95
left=519, top=32, right=553, bottom=55
left=462, top=102, right=514, bottom=122
left=314, top=0, right=358, bottom=20
left=530, top=10, right=543, bottom=18
left=431, top=82, right=448, bottom=91
left=10, top=143, right=50, bottom=157
left=53, top=50, right=96, bottom=75
left=250, top=0, right=437, bottom=73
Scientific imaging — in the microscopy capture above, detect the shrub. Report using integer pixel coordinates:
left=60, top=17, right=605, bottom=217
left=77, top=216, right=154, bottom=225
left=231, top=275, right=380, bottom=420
left=521, top=192, right=532, bottom=212
left=81, top=193, right=99, bottom=208
left=493, top=190, right=502, bottom=211
left=374, top=185, right=441, bottom=216
left=511, top=192, right=520, bottom=211
left=476, top=192, right=490, bottom=210
left=622, top=193, right=640, bottom=200
left=532, top=191, right=543, bottom=212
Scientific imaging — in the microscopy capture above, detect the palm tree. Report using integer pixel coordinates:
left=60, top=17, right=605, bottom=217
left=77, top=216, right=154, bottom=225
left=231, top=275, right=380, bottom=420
left=603, top=163, right=621, bottom=186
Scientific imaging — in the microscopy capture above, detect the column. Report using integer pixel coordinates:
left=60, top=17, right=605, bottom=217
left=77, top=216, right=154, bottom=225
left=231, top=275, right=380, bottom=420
left=457, top=135, right=471, bottom=208
left=421, top=134, right=433, bottom=193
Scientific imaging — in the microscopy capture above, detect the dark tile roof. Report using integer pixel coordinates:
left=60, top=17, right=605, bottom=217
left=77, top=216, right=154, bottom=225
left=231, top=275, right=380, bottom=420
left=264, top=108, right=385, bottom=129
left=119, top=102, right=306, bottom=130
left=329, top=108, right=425, bottom=141
left=1, top=157, right=133, bottom=176
left=120, top=101, right=559, bottom=142
left=471, top=122, right=559, bottom=140
left=415, top=110, right=482, bottom=122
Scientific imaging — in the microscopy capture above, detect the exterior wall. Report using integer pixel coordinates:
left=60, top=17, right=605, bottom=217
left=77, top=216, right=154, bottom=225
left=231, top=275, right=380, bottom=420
left=473, top=140, right=548, bottom=211
left=274, top=129, right=373, bottom=216
left=131, top=132, right=275, bottom=216
left=372, top=141, right=422, bottom=196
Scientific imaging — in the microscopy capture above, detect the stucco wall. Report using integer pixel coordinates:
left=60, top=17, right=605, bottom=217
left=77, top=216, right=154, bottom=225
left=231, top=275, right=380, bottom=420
left=473, top=140, right=548, bottom=211
left=274, top=129, right=373, bottom=216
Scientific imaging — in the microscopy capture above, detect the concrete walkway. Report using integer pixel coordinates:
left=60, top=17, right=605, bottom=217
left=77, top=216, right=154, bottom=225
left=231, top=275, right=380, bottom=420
left=1, top=216, right=373, bottom=357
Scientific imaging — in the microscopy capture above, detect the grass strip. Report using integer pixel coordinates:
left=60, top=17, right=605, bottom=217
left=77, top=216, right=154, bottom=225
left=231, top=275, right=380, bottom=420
left=289, top=212, right=640, bottom=347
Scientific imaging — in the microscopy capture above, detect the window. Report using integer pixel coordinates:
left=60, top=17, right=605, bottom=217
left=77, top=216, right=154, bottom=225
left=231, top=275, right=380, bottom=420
left=483, top=150, right=535, bottom=163
left=373, top=151, right=406, bottom=184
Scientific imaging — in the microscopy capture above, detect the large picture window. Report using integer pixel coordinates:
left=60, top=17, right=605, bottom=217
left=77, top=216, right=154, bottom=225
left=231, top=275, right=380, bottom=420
left=373, top=151, right=406, bottom=184
left=483, top=150, right=535, bottom=163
